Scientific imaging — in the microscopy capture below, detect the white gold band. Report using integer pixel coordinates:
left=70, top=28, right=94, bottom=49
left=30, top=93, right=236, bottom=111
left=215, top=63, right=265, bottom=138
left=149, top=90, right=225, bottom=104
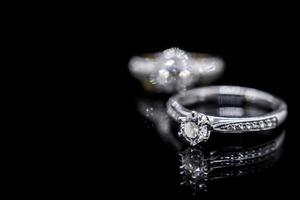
left=167, top=86, right=287, bottom=145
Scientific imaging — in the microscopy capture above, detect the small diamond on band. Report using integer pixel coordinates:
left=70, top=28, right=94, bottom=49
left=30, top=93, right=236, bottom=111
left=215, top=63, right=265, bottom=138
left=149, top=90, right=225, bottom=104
left=214, top=117, right=278, bottom=132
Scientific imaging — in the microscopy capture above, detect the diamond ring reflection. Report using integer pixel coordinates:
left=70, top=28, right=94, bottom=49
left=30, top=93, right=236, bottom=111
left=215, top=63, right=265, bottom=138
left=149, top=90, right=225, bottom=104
left=179, top=131, right=285, bottom=193
left=129, top=48, right=224, bottom=93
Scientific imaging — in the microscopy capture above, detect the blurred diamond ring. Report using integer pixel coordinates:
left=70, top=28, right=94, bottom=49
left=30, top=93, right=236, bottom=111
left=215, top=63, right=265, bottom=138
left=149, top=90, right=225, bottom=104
left=129, top=48, right=224, bottom=93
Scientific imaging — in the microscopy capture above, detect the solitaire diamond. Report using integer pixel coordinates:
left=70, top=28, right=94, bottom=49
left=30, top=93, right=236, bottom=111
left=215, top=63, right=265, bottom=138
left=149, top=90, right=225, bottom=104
left=179, top=112, right=211, bottom=146
left=184, top=122, right=199, bottom=139
left=152, top=48, right=194, bottom=91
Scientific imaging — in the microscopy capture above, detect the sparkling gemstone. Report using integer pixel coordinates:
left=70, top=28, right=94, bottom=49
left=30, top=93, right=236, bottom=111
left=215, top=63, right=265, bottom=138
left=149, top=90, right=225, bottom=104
left=259, top=121, right=266, bottom=129
left=156, top=69, right=170, bottom=85
left=179, top=70, right=191, bottom=79
left=235, top=124, right=244, bottom=131
left=230, top=124, right=236, bottom=131
left=184, top=122, right=199, bottom=139
left=252, top=122, right=259, bottom=129
left=245, top=123, right=252, bottom=130
left=265, top=119, right=273, bottom=127
left=180, top=112, right=211, bottom=146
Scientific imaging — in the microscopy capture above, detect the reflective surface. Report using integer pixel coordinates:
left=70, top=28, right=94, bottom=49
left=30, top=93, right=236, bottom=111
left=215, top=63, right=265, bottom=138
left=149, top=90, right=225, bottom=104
left=179, top=133, right=284, bottom=194
left=92, top=41, right=297, bottom=199
left=48, top=14, right=299, bottom=199
left=137, top=96, right=286, bottom=195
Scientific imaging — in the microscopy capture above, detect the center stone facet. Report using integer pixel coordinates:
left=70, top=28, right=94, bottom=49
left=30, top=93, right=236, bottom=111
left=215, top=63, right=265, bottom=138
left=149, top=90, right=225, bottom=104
left=184, top=122, right=199, bottom=139
left=180, top=112, right=211, bottom=146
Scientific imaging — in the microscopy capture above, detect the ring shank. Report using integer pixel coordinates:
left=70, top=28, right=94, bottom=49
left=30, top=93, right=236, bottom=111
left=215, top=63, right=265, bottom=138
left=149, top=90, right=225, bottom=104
left=167, top=86, right=287, bottom=132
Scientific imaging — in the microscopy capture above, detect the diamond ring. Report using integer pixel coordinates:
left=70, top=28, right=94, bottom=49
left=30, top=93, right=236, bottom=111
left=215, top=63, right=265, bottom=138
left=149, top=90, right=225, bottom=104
left=136, top=100, right=285, bottom=193
left=167, top=86, right=288, bottom=146
left=129, top=48, right=224, bottom=93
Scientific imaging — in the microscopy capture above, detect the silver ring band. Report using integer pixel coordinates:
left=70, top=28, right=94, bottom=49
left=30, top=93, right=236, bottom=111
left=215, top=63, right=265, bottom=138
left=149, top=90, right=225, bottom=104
left=167, top=86, right=287, bottom=145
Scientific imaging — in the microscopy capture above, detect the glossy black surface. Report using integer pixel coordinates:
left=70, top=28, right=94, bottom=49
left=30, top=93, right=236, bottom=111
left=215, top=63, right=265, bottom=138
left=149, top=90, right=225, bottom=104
left=102, top=40, right=298, bottom=199
left=68, top=25, right=299, bottom=199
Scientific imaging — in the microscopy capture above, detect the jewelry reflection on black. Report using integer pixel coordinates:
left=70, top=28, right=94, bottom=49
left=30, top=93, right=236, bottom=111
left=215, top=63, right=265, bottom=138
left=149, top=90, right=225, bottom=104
left=179, top=132, right=284, bottom=193
left=137, top=99, right=285, bottom=194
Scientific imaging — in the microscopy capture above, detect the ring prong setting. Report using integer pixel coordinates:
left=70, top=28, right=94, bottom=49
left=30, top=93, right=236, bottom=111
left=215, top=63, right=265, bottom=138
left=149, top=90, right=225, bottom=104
left=179, top=111, right=211, bottom=146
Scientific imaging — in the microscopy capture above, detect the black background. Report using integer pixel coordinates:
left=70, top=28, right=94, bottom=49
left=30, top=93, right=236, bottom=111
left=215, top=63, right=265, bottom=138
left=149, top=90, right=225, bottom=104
left=60, top=9, right=300, bottom=199
left=97, top=34, right=297, bottom=199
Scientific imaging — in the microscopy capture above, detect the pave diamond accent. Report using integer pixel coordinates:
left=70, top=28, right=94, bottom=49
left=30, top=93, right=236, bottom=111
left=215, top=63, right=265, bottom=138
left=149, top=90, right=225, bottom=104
left=216, top=117, right=277, bottom=132
left=179, top=111, right=211, bottom=146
